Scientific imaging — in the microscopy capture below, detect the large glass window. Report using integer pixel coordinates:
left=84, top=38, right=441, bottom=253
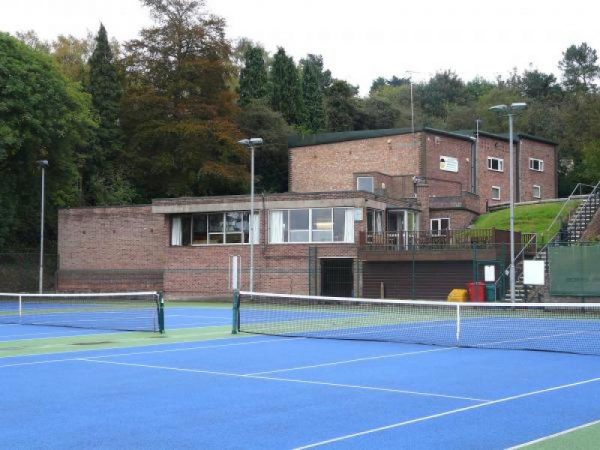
left=366, top=209, right=383, bottom=234
left=270, top=208, right=354, bottom=243
left=171, top=212, right=257, bottom=246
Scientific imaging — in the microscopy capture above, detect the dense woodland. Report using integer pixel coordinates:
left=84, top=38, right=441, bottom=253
left=2, top=0, right=600, bottom=251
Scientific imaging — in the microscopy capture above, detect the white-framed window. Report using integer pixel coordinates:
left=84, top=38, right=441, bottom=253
left=487, top=157, right=504, bottom=172
left=356, top=176, right=374, bottom=193
left=533, top=184, right=541, bottom=199
left=170, top=212, right=258, bottom=246
left=491, top=186, right=501, bottom=200
left=430, top=218, right=450, bottom=236
left=269, top=208, right=354, bottom=244
left=529, top=158, right=544, bottom=172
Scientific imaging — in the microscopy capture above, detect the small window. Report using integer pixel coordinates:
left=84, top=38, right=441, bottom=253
left=529, top=158, right=544, bottom=172
left=431, top=218, right=450, bottom=236
left=491, top=186, right=501, bottom=200
left=357, top=176, right=374, bottom=193
left=487, top=157, right=504, bottom=172
left=533, top=185, right=541, bottom=199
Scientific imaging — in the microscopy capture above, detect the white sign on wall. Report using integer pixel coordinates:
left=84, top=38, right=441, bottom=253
left=440, top=156, right=459, bottom=172
left=523, top=260, right=545, bottom=286
left=484, top=265, right=496, bottom=282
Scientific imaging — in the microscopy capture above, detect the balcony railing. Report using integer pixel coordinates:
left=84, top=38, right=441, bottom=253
left=360, top=228, right=520, bottom=252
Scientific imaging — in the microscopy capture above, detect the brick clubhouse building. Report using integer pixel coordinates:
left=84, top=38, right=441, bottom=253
left=58, top=127, right=557, bottom=299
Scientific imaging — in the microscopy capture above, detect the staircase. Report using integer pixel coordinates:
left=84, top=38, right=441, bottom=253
left=503, top=182, right=600, bottom=302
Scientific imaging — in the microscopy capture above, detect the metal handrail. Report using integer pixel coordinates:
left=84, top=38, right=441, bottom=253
left=546, top=182, right=599, bottom=232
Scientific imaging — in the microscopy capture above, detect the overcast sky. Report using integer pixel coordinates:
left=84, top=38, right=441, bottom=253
left=2, top=0, right=599, bottom=95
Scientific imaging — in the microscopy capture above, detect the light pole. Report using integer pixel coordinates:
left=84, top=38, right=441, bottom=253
left=489, top=103, right=527, bottom=303
left=36, top=159, right=49, bottom=294
left=237, top=138, right=263, bottom=292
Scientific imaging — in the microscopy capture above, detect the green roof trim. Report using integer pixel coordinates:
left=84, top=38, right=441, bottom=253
left=453, top=129, right=557, bottom=146
left=288, top=127, right=473, bottom=148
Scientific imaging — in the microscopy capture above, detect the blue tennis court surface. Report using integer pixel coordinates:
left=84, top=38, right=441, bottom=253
left=2, top=305, right=600, bottom=449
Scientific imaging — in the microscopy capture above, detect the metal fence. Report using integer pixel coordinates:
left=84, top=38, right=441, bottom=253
left=0, top=253, right=58, bottom=292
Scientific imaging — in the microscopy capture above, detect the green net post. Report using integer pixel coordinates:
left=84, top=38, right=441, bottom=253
left=158, top=291, right=165, bottom=334
left=232, top=289, right=240, bottom=334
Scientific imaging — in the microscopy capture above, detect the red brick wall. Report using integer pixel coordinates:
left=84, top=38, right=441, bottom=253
left=476, top=136, right=557, bottom=210
left=290, top=133, right=420, bottom=192
left=57, top=206, right=167, bottom=292
left=476, top=136, right=511, bottom=210
left=518, top=138, right=557, bottom=201
left=423, top=134, right=472, bottom=190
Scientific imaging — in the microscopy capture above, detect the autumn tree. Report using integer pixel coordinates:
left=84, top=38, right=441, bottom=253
left=121, top=0, right=247, bottom=199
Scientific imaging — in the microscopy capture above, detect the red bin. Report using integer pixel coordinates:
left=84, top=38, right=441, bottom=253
left=466, top=282, right=485, bottom=302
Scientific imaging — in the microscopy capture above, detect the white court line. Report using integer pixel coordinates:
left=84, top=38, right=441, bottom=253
left=77, top=358, right=489, bottom=402
left=246, top=347, right=454, bottom=376
left=506, top=418, right=600, bottom=449
left=0, top=336, right=300, bottom=366
left=293, top=376, right=600, bottom=449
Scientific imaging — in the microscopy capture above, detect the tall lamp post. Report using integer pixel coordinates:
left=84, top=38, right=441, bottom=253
left=489, top=103, right=527, bottom=303
left=36, top=159, right=49, bottom=294
left=237, top=138, right=263, bottom=292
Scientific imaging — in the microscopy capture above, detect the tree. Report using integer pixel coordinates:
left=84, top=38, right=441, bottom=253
left=519, top=69, right=561, bottom=99
left=325, top=79, right=359, bottom=132
left=237, top=100, right=291, bottom=192
left=0, top=32, right=93, bottom=250
left=269, top=47, right=302, bottom=125
left=559, top=42, right=600, bottom=92
left=121, top=0, right=247, bottom=200
left=238, top=45, right=268, bottom=106
left=51, top=33, right=94, bottom=85
left=419, top=70, right=466, bottom=121
left=300, top=54, right=328, bottom=133
left=85, top=23, right=135, bottom=205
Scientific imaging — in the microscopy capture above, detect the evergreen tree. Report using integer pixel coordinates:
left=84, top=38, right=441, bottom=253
left=86, top=24, right=134, bottom=205
left=325, top=79, right=359, bottom=132
left=559, top=42, right=600, bottom=92
left=238, top=45, right=268, bottom=106
left=300, top=54, right=327, bottom=133
left=269, top=47, right=302, bottom=125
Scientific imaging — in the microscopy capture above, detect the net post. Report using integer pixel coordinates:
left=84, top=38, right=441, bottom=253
left=232, top=289, right=240, bottom=334
left=455, top=303, right=461, bottom=345
left=157, top=292, right=165, bottom=334
left=18, top=295, right=22, bottom=317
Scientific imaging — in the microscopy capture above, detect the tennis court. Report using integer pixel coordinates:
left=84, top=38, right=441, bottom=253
left=2, top=295, right=600, bottom=449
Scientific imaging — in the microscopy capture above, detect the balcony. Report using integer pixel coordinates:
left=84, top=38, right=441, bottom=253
left=358, top=229, right=522, bottom=262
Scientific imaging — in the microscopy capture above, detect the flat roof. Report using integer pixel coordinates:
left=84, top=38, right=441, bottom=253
left=288, top=127, right=474, bottom=148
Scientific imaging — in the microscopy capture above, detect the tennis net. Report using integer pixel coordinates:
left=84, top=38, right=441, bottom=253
left=0, top=291, right=164, bottom=333
left=235, top=291, right=600, bottom=356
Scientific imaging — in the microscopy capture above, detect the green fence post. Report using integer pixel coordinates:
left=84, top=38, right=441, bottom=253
left=158, top=291, right=165, bottom=334
left=232, top=289, right=240, bottom=334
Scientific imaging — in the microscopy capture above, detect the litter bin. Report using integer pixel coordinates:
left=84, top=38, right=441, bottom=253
left=485, top=283, right=496, bottom=301
left=466, top=281, right=485, bottom=302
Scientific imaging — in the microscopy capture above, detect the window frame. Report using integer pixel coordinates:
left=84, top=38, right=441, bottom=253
left=269, top=208, right=354, bottom=244
left=487, top=157, right=504, bottom=172
left=533, top=184, right=541, bottom=199
left=430, top=218, right=450, bottom=236
left=491, top=186, right=501, bottom=200
left=170, top=211, right=257, bottom=247
left=529, top=158, right=544, bottom=172
left=356, top=176, right=374, bottom=193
